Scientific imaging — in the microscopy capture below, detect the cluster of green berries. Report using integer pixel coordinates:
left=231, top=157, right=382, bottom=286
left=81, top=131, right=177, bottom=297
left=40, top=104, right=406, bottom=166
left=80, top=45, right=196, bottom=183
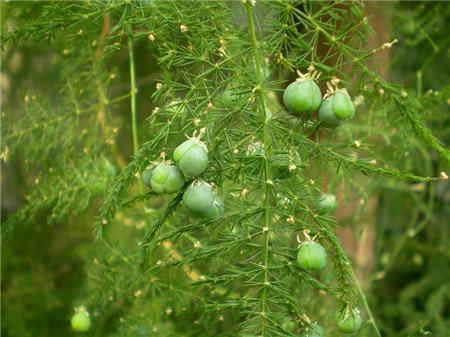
left=295, top=194, right=361, bottom=335
left=283, top=68, right=356, bottom=128
left=141, top=133, right=223, bottom=218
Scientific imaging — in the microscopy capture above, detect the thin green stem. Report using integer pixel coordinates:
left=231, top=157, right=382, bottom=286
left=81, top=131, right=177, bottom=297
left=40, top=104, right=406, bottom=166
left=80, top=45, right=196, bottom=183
left=128, top=29, right=143, bottom=193
left=350, top=270, right=382, bottom=337
left=246, top=3, right=271, bottom=336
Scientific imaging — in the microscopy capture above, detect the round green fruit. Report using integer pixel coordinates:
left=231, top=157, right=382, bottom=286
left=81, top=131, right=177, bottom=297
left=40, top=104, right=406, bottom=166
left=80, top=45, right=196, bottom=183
left=150, top=163, right=185, bottom=194
left=332, top=91, right=355, bottom=120
left=142, top=168, right=153, bottom=188
left=318, top=96, right=344, bottom=128
left=297, top=241, right=328, bottom=270
left=317, top=193, right=337, bottom=214
left=174, top=138, right=208, bottom=177
left=283, top=79, right=322, bottom=115
left=300, top=323, right=325, bottom=337
left=183, top=181, right=215, bottom=215
left=336, top=310, right=362, bottom=333
left=205, top=195, right=224, bottom=218
left=71, top=311, right=91, bottom=332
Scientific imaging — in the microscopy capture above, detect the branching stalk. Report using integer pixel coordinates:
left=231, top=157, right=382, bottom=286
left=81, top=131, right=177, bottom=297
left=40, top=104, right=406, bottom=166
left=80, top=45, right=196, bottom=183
left=246, top=3, right=272, bottom=336
left=128, top=29, right=144, bottom=193
left=350, top=270, right=382, bottom=337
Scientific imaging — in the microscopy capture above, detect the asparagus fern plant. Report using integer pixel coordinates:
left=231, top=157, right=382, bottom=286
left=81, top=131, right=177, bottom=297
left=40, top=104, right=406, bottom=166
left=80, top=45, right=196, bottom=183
left=2, top=1, right=449, bottom=336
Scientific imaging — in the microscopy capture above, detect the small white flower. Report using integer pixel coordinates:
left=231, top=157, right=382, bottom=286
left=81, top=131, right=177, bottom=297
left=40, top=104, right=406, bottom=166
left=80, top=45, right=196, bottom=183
left=180, top=24, right=188, bottom=33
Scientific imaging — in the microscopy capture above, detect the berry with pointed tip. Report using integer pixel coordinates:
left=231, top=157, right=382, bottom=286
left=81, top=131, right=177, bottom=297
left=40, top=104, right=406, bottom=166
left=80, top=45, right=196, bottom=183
left=283, top=79, right=322, bottom=115
left=183, top=181, right=215, bottom=215
left=336, top=309, right=362, bottom=333
left=150, top=163, right=185, bottom=194
left=71, top=310, right=91, bottom=332
left=174, top=138, right=208, bottom=177
left=297, top=241, right=328, bottom=270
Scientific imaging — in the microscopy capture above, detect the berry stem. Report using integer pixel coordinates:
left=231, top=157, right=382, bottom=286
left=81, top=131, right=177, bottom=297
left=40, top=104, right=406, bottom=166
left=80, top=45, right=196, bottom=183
left=246, top=3, right=272, bottom=336
left=350, top=270, right=382, bottom=337
left=128, top=28, right=144, bottom=194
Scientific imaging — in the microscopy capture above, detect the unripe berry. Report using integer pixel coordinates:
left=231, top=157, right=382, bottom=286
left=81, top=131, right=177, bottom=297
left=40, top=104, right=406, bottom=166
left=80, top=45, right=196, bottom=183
left=300, top=323, right=325, bottom=337
left=183, top=181, right=215, bottom=215
left=142, top=168, right=153, bottom=188
left=297, top=241, right=328, bottom=270
left=318, top=90, right=355, bottom=127
left=336, top=309, right=362, bottom=333
left=204, top=195, right=224, bottom=218
left=332, top=90, right=355, bottom=119
left=150, top=163, right=185, bottom=194
left=174, top=138, right=208, bottom=177
left=318, top=96, right=343, bottom=128
left=283, top=79, right=322, bottom=115
left=71, top=310, right=91, bottom=332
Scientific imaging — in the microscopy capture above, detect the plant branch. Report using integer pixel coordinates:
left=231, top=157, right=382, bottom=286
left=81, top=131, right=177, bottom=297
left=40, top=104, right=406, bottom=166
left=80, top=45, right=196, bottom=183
left=128, top=28, right=143, bottom=194
left=246, top=3, right=272, bottom=336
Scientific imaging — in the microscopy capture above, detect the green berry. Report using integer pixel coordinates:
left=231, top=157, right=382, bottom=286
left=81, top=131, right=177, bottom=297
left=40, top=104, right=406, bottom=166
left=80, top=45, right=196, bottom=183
left=317, top=193, right=337, bottom=214
left=183, top=181, right=215, bottom=215
left=336, top=309, right=362, bottom=333
left=150, top=163, right=185, bottom=194
left=318, top=96, right=344, bottom=128
left=283, top=79, right=322, bottom=115
left=71, top=311, right=91, bottom=332
left=174, top=138, right=208, bottom=177
left=204, top=195, right=224, bottom=218
left=142, top=168, right=153, bottom=188
left=300, top=323, right=325, bottom=337
left=297, top=241, right=328, bottom=270
left=332, top=91, right=355, bottom=120
left=318, top=90, right=355, bottom=127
